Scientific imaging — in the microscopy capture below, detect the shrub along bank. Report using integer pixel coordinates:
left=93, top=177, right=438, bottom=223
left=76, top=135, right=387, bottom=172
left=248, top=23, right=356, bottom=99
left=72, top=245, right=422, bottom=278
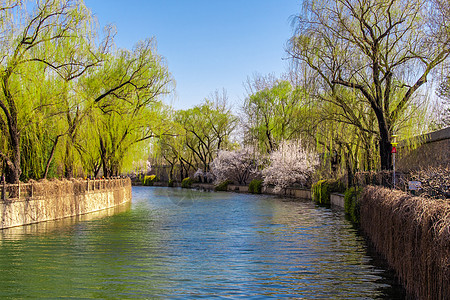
left=358, top=186, right=450, bottom=300
left=312, top=179, right=345, bottom=205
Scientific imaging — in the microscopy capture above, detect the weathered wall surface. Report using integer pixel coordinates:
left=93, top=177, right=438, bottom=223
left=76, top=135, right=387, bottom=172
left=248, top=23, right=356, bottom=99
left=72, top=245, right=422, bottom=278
left=397, top=127, right=450, bottom=172
left=0, top=178, right=131, bottom=230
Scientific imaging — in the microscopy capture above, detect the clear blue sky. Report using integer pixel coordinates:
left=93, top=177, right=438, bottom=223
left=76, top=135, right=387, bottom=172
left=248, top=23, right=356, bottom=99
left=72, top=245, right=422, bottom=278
left=83, top=0, right=302, bottom=110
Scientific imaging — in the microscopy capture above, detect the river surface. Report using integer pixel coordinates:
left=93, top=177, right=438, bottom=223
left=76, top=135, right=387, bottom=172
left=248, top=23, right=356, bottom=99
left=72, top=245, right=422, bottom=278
left=0, top=186, right=406, bottom=299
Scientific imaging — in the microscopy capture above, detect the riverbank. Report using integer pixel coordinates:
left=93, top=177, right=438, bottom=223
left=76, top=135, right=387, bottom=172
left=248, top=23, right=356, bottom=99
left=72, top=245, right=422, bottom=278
left=360, top=186, right=450, bottom=299
left=0, top=178, right=132, bottom=229
left=189, top=182, right=345, bottom=209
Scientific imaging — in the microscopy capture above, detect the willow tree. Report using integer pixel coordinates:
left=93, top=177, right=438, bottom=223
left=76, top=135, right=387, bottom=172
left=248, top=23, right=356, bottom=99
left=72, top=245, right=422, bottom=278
left=83, top=38, right=173, bottom=177
left=0, top=0, right=96, bottom=183
left=152, top=114, right=187, bottom=181
left=176, top=94, right=238, bottom=176
left=289, top=0, right=450, bottom=170
left=243, top=76, right=306, bottom=153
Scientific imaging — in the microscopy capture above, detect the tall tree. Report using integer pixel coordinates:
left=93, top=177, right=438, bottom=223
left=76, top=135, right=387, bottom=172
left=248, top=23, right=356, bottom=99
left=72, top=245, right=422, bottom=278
left=86, top=38, right=173, bottom=177
left=243, top=75, right=306, bottom=153
left=176, top=94, right=238, bottom=176
left=289, top=0, right=450, bottom=170
left=0, top=0, right=96, bottom=183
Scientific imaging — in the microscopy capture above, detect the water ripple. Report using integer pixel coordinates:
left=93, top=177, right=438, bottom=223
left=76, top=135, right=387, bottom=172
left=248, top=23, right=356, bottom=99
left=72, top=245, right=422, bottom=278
left=0, top=186, right=406, bottom=299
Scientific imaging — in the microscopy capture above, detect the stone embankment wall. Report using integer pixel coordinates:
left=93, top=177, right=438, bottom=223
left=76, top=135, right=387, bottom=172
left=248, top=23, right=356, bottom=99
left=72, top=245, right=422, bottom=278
left=397, top=126, right=450, bottom=172
left=224, top=184, right=345, bottom=209
left=0, top=178, right=131, bottom=230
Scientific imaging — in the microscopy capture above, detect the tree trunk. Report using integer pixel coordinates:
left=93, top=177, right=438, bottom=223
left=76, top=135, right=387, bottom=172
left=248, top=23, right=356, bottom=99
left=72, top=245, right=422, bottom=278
left=99, top=137, right=108, bottom=178
left=43, top=136, right=61, bottom=179
left=64, top=141, right=74, bottom=178
left=1, top=74, right=21, bottom=184
left=5, top=158, right=20, bottom=184
left=4, top=130, right=21, bottom=184
left=378, top=120, right=392, bottom=171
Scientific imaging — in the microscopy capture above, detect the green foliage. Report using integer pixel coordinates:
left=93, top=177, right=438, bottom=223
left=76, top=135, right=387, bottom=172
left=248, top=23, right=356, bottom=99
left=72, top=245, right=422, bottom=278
left=214, top=180, right=233, bottom=192
left=312, top=179, right=346, bottom=205
left=312, top=180, right=331, bottom=205
left=168, top=179, right=174, bottom=187
left=243, top=77, right=306, bottom=153
left=248, top=179, right=263, bottom=194
left=289, top=0, right=443, bottom=172
left=328, top=179, right=346, bottom=194
left=0, top=1, right=173, bottom=183
left=181, top=177, right=193, bottom=188
left=142, top=175, right=159, bottom=186
left=174, top=96, right=238, bottom=176
left=344, top=187, right=362, bottom=225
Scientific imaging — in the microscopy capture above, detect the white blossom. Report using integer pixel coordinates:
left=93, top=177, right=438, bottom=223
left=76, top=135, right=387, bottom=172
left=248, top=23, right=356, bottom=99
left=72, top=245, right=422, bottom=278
left=194, top=168, right=203, bottom=181
left=210, top=147, right=262, bottom=185
left=263, top=140, right=319, bottom=192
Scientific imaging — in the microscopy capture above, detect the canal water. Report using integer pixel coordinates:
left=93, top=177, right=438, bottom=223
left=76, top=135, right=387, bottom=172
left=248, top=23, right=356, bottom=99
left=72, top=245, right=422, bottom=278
left=0, top=186, right=406, bottom=299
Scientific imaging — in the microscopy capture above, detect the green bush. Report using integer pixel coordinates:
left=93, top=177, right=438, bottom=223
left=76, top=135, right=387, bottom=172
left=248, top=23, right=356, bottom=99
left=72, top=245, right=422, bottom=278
left=344, top=187, right=362, bottom=224
left=181, top=177, right=193, bottom=188
left=248, top=179, right=263, bottom=194
left=312, top=179, right=346, bottom=205
left=328, top=179, right=346, bottom=193
left=142, top=175, right=159, bottom=186
left=214, top=180, right=232, bottom=192
left=312, top=180, right=331, bottom=205
left=168, top=179, right=174, bottom=187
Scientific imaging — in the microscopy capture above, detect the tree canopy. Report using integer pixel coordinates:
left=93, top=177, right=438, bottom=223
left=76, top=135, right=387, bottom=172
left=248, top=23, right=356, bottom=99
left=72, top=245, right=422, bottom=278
left=0, top=0, right=173, bottom=183
left=287, top=0, right=450, bottom=170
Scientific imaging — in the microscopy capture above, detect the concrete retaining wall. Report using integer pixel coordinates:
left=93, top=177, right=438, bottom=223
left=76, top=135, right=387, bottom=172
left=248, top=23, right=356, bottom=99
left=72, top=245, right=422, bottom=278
left=397, top=126, right=450, bottom=172
left=226, top=184, right=345, bottom=209
left=0, top=178, right=132, bottom=230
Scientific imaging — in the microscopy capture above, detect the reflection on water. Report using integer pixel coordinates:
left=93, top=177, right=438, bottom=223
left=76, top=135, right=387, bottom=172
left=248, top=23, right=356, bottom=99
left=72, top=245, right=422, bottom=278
left=0, top=187, right=405, bottom=299
left=0, top=202, right=132, bottom=241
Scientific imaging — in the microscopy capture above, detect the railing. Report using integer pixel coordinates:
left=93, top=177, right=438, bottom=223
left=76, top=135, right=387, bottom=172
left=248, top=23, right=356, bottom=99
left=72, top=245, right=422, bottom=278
left=0, top=177, right=130, bottom=201
left=353, top=168, right=449, bottom=200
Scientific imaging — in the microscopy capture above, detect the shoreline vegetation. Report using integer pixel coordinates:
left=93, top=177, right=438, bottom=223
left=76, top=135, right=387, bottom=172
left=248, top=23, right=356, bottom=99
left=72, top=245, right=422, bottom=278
left=1, top=0, right=449, bottom=299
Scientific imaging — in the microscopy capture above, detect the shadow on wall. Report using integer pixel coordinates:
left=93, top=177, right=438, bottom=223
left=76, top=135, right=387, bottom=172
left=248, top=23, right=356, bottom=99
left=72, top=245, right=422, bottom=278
left=397, top=127, right=450, bottom=172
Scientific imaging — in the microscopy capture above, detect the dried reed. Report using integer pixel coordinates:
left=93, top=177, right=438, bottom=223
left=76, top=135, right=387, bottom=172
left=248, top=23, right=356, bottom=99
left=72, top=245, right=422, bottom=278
left=360, top=186, right=450, bottom=299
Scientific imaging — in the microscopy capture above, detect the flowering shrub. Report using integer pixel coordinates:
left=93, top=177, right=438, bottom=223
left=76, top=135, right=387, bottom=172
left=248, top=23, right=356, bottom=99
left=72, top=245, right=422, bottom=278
left=194, top=169, right=203, bottom=182
left=194, top=168, right=214, bottom=183
left=210, top=147, right=262, bottom=185
left=263, top=140, right=319, bottom=192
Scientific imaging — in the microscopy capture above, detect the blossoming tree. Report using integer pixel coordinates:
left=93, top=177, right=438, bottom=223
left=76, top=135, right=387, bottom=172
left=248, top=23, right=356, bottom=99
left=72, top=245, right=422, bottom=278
left=263, top=140, right=319, bottom=192
left=210, top=147, right=263, bottom=185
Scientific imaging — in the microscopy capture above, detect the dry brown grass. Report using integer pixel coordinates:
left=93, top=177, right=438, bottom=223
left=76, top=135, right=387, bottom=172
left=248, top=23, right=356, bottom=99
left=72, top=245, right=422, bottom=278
left=410, top=166, right=450, bottom=199
left=360, top=186, right=450, bottom=299
left=1, top=177, right=131, bottom=200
